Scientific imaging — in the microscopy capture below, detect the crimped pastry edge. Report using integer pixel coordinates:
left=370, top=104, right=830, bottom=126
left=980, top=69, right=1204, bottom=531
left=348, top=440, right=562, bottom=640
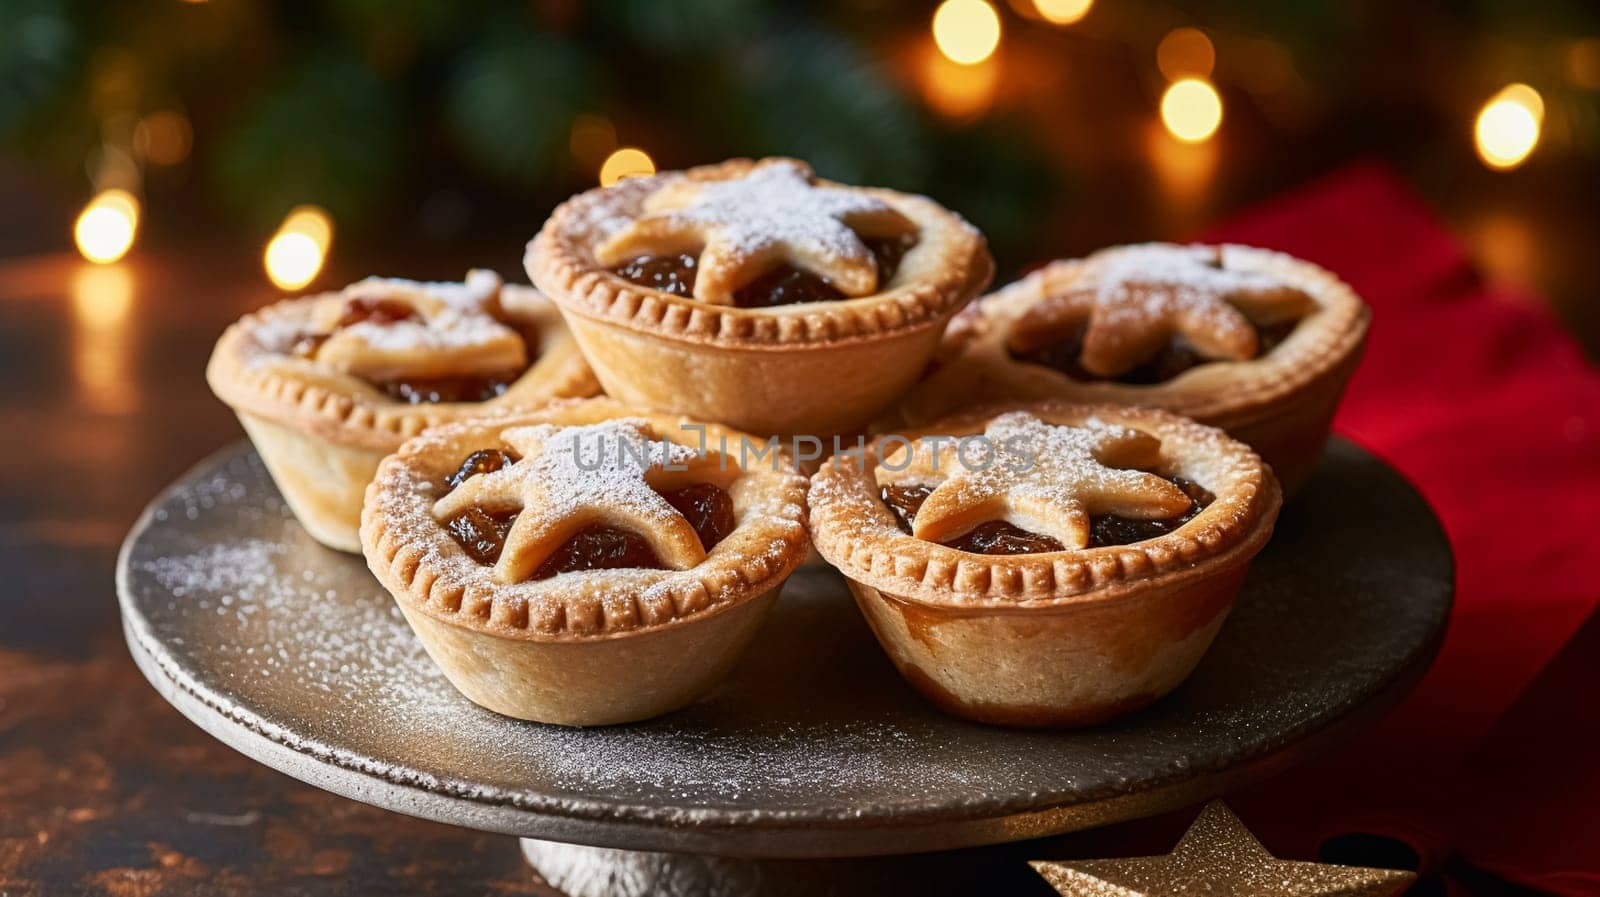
left=206, top=284, right=599, bottom=453
left=525, top=157, right=995, bottom=350
left=807, top=400, right=1281, bottom=608
left=925, top=243, right=1370, bottom=424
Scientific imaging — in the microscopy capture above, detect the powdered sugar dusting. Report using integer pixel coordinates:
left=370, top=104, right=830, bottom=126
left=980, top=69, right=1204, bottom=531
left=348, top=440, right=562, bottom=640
left=348, top=269, right=501, bottom=311
left=247, top=314, right=309, bottom=355
left=430, top=418, right=724, bottom=574
left=1089, top=244, right=1292, bottom=333
left=656, top=160, right=891, bottom=263
left=138, top=537, right=445, bottom=701
left=247, top=270, right=523, bottom=365
left=339, top=311, right=512, bottom=352
left=364, top=412, right=807, bottom=623
left=127, top=453, right=456, bottom=720
left=593, top=159, right=914, bottom=303
left=885, top=412, right=1190, bottom=547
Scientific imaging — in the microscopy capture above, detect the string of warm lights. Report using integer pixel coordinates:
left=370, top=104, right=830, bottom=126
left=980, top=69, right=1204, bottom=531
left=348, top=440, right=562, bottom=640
left=925, top=3, right=1230, bottom=144
left=70, top=2, right=1562, bottom=275
left=922, top=0, right=1555, bottom=176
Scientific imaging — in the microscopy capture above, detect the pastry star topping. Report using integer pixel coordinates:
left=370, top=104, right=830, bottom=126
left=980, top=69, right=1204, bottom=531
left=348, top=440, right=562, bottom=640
left=307, top=270, right=527, bottom=381
left=344, top=269, right=503, bottom=316
left=1009, top=245, right=1318, bottom=379
left=432, top=419, right=739, bottom=583
left=594, top=158, right=917, bottom=305
left=1032, top=801, right=1415, bottom=897
left=877, top=412, right=1194, bottom=550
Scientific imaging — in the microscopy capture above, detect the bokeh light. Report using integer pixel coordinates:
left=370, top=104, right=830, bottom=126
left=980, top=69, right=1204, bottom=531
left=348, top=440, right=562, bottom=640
left=1034, top=0, right=1092, bottom=26
left=74, top=189, right=140, bottom=264
left=281, top=205, right=334, bottom=250
left=133, top=111, right=193, bottom=166
left=1474, top=84, right=1543, bottom=171
left=1160, top=78, right=1223, bottom=143
left=71, top=264, right=137, bottom=413
left=1568, top=38, right=1600, bottom=90
left=264, top=204, right=333, bottom=291
left=1497, top=83, right=1545, bottom=120
left=599, top=147, right=656, bottom=186
left=264, top=232, right=324, bottom=291
left=920, top=45, right=1000, bottom=119
left=1237, top=38, right=1298, bottom=97
left=1157, top=28, right=1216, bottom=80
left=570, top=115, right=618, bottom=168
left=933, top=0, right=1002, bottom=66
left=72, top=264, right=134, bottom=330
left=1145, top=119, right=1219, bottom=217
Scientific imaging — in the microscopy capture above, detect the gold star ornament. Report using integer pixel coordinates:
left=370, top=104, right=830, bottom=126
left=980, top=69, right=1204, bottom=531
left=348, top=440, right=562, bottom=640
left=1032, top=802, right=1415, bottom=897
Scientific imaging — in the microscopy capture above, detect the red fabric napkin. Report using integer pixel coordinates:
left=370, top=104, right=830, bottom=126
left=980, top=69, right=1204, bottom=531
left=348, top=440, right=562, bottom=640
left=1457, top=608, right=1600, bottom=895
left=1196, top=162, right=1600, bottom=893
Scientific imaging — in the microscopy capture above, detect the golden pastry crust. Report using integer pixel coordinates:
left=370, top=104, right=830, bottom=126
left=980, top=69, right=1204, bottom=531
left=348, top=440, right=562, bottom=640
left=207, top=275, right=599, bottom=453
left=526, top=157, right=993, bottom=349
left=361, top=398, right=810, bottom=641
left=812, top=401, right=1280, bottom=728
left=902, top=244, right=1368, bottom=426
left=809, top=401, right=1281, bottom=607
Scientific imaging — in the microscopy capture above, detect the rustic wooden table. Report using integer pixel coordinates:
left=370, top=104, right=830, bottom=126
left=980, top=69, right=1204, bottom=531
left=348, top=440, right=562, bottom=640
left=0, top=252, right=560, bottom=895
left=1, top=154, right=1593, bottom=893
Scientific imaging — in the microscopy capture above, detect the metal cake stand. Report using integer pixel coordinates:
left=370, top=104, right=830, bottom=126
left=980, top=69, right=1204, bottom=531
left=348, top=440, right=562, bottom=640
left=117, top=439, right=1451, bottom=897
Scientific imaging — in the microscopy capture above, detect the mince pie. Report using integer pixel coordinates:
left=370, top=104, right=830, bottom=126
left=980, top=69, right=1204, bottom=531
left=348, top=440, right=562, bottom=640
left=900, top=244, right=1369, bottom=494
left=207, top=271, right=598, bottom=552
left=360, top=398, right=809, bottom=726
left=808, top=402, right=1280, bottom=728
left=526, top=157, right=993, bottom=437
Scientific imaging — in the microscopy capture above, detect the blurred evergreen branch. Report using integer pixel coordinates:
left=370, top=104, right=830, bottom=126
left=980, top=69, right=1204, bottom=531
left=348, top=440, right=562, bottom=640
left=8, top=0, right=1053, bottom=250
left=1, top=0, right=82, bottom=143
left=726, top=27, right=930, bottom=189
left=8, top=0, right=1593, bottom=261
left=444, top=29, right=596, bottom=186
left=216, top=50, right=402, bottom=228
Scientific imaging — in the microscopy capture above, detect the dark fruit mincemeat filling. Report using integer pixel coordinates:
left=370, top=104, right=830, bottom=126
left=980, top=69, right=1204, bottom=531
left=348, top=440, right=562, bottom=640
left=379, top=375, right=521, bottom=405
left=439, top=449, right=738, bottom=578
left=611, top=232, right=917, bottom=308
left=880, top=475, right=1213, bottom=555
left=1010, top=318, right=1299, bottom=386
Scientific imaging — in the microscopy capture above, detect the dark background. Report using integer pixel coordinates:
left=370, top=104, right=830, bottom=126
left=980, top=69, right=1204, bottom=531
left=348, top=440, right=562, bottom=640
left=3, top=0, right=1599, bottom=351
